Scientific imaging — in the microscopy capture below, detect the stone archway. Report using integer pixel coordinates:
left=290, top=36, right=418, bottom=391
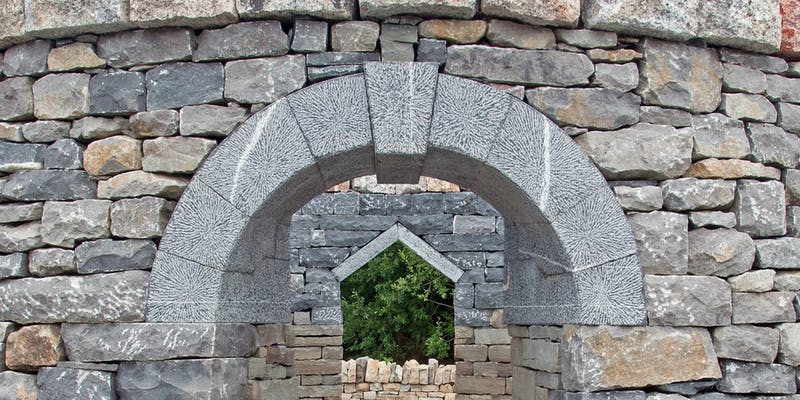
left=146, top=62, right=645, bottom=327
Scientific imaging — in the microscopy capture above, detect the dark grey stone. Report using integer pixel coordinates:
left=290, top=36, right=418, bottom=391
left=717, top=360, right=795, bottom=394
left=146, top=62, right=224, bottom=110
left=593, top=62, right=639, bottom=92
left=444, top=192, right=499, bottom=216
left=0, top=270, right=148, bottom=323
left=224, top=55, right=306, bottom=104
left=720, top=93, right=777, bottom=123
left=0, top=141, right=45, bottom=173
left=323, top=230, right=379, bottom=246
left=305, top=268, right=336, bottom=283
left=453, top=215, right=496, bottom=234
left=712, top=325, right=778, bottom=363
left=381, top=40, right=415, bottom=62
left=0, top=253, right=28, bottom=280
left=426, top=234, right=504, bottom=252
left=455, top=308, right=491, bottom=326
left=97, top=28, right=193, bottom=68
left=551, top=391, right=646, bottom=400
left=0, top=221, right=43, bottom=253
left=755, top=238, right=800, bottom=269
left=527, top=87, right=641, bottom=130
left=292, top=20, right=328, bottom=53
left=385, top=194, right=414, bottom=214
left=732, top=292, right=796, bottom=324
left=747, top=123, right=800, bottom=169
left=89, top=71, right=146, bottom=116
left=37, top=367, right=116, bottom=400
left=116, top=359, right=248, bottom=400
left=332, top=21, right=380, bottom=52
left=312, top=306, right=343, bottom=324
left=359, top=193, right=386, bottom=215
left=43, top=139, right=83, bottom=170
left=412, top=193, right=445, bottom=214
left=2, top=40, right=51, bottom=77
left=658, top=380, right=717, bottom=395
left=447, top=252, right=486, bottom=270
left=446, top=45, right=594, bottom=86
left=459, top=268, right=486, bottom=283
left=318, top=215, right=397, bottom=231
left=0, top=170, right=96, bottom=201
left=645, top=275, right=731, bottom=326
left=765, top=74, right=800, bottom=104
left=719, top=48, right=788, bottom=73
left=0, top=77, right=34, bottom=121
left=416, top=38, right=447, bottom=65
left=332, top=192, right=359, bottom=215
left=554, top=29, right=617, bottom=48
left=194, top=21, right=288, bottom=61
left=474, top=283, right=504, bottom=308
left=486, top=268, right=504, bottom=282
left=21, top=120, right=71, bottom=143
left=62, top=323, right=257, bottom=361
left=308, top=64, right=363, bottom=82
left=57, top=361, right=118, bottom=372
left=306, top=51, right=381, bottom=66
left=75, top=239, right=157, bottom=274
left=454, top=284, right=474, bottom=308
left=299, top=247, right=350, bottom=268
left=303, top=193, right=335, bottom=214
left=398, top=215, right=453, bottom=235
left=734, top=180, right=786, bottom=238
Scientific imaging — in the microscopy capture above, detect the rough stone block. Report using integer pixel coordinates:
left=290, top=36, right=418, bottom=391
left=22, top=0, right=130, bottom=39
left=0, top=141, right=45, bottom=173
left=37, top=367, right=115, bottom=400
left=728, top=269, right=774, bottom=293
left=778, top=102, right=800, bottom=134
left=747, top=123, right=800, bottom=168
left=755, top=237, right=800, bottom=269
left=732, top=292, right=796, bottom=324
left=486, top=19, right=556, bottom=50
left=0, top=122, right=25, bottom=142
left=0, top=203, right=42, bottom=224
left=291, top=20, right=328, bottom=53
left=697, top=0, right=782, bottom=53
left=129, top=109, right=179, bottom=138
left=43, top=139, right=84, bottom=170
left=2, top=40, right=50, bottom=77
left=40, top=199, right=111, bottom=248
left=28, top=247, right=75, bottom=276
left=0, top=221, right=43, bottom=253
left=527, top=87, right=640, bottom=130
left=97, top=28, right=193, bottom=68
left=0, top=0, right=25, bottom=49
left=83, top=135, right=142, bottom=176
left=734, top=179, right=786, bottom=237
left=717, top=360, right=795, bottom=394
left=116, top=358, right=248, bottom=399
left=194, top=21, right=288, bottom=61
left=331, top=21, right=379, bottom=52
left=712, top=325, right=778, bottom=363
left=0, top=371, right=38, bottom=399
left=110, top=197, right=174, bottom=239
left=146, top=62, right=224, bottom=110
left=645, top=275, right=731, bottom=326
left=419, top=20, right=486, bottom=44
left=179, top=104, right=247, bottom=137
left=661, top=178, right=735, bottom=211
left=47, top=42, right=105, bottom=72
left=33, top=73, right=90, bottom=120
left=224, top=55, right=306, bottom=104
left=613, top=186, right=663, bottom=212
left=361, top=0, right=475, bottom=19
left=720, top=48, right=788, bottom=73
left=129, top=0, right=237, bottom=28
left=722, top=63, right=767, bottom=94
left=89, top=71, right=146, bottom=116
left=481, top=0, right=579, bottom=27
left=142, top=136, right=216, bottom=174
left=691, top=113, right=750, bottom=159
left=97, top=170, right=188, bottom=200
left=688, top=228, right=755, bottom=277
left=0, top=77, right=34, bottom=121
left=592, top=62, right=639, bottom=92
left=21, top=120, right=70, bottom=143
left=75, top=239, right=156, bottom=274
left=236, top=0, right=355, bottom=20
left=721, top=93, right=777, bottom=123
left=5, top=324, right=63, bottom=371
left=70, top=116, right=130, bottom=141
left=416, top=38, right=447, bottom=64
left=1, top=170, right=96, bottom=201
left=0, top=253, right=28, bottom=280
left=777, top=323, right=800, bottom=366
left=685, top=158, right=781, bottom=180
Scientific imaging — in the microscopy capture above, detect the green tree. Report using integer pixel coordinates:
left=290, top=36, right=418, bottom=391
left=341, top=242, right=454, bottom=363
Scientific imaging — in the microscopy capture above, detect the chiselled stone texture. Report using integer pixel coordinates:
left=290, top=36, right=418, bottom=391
left=44, top=138, right=83, bottom=170
left=146, top=62, right=224, bottom=110
left=561, top=326, right=721, bottom=391
left=194, top=21, right=289, bottom=61
left=97, top=28, right=193, bottom=68
left=0, top=270, right=148, bottom=323
left=116, top=358, right=248, bottom=399
left=0, top=222, right=42, bottom=253
left=110, top=196, right=174, bottom=239
left=129, top=0, right=237, bottom=29
left=236, top=0, right=355, bottom=20
left=637, top=39, right=723, bottom=113
left=481, top=0, right=579, bottom=27
left=37, top=367, right=115, bottom=400
left=645, top=275, right=731, bottom=326
left=29, top=247, right=75, bottom=276
left=0, top=203, right=42, bottom=224
left=614, top=186, right=663, bottom=212
left=527, top=88, right=640, bottom=130
left=361, top=0, right=476, bottom=19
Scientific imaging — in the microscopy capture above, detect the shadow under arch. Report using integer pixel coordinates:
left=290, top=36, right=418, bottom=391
left=146, top=62, right=646, bottom=326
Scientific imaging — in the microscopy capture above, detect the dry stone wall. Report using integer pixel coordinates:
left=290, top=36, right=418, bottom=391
left=0, top=0, right=800, bottom=399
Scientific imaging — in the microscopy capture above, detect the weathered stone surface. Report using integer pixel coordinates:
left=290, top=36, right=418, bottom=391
left=292, top=20, right=328, bottom=53
left=698, top=0, right=782, bottom=54
left=712, top=325, right=778, bottom=363
left=645, top=275, right=731, bottom=326
left=44, top=139, right=83, bottom=170
left=0, top=371, right=38, bottom=400
left=83, top=135, right=142, bottom=176
left=0, top=253, right=29, bottom=280
left=146, top=62, right=224, bottom=110
left=0, top=270, right=148, bottom=323
left=0, top=142, right=44, bottom=173
left=0, top=170, right=96, bottom=201
left=734, top=180, right=786, bottom=237
left=689, top=211, right=737, bottom=229
left=728, top=269, right=775, bottom=292
left=775, top=271, right=800, bottom=291
left=722, top=63, right=766, bottom=94
left=79, top=237, right=143, bottom=273
left=587, top=48, right=643, bottom=64
left=306, top=51, right=380, bottom=66
left=32, top=73, right=90, bottom=120
left=720, top=48, right=788, bottom=73
left=786, top=169, right=800, bottom=205
left=37, top=367, right=115, bottom=400
left=381, top=40, right=414, bottom=61
left=576, top=124, right=691, bottom=179
left=89, top=71, right=146, bottom=116
left=446, top=45, right=593, bottom=86
left=237, top=0, right=356, bottom=20
left=194, top=21, right=288, bottom=61
left=717, top=360, right=796, bottom=394
left=789, top=206, right=800, bottom=236
left=486, top=20, right=555, bottom=50
left=0, top=222, right=43, bottom=253
left=110, top=196, right=174, bottom=239
left=555, top=28, right=616, bottom=48
left=360, top=0, right=474, bottom=18
left=28, top=248, right=75, bottom=276
left=637, top=39, right=722, bottom=113
left=691, top=113, right=750, bottom=160
left=0, top=123, right=25, bottom=142
left=613, top=186, right=662, bottom=212
left=593, top=63, right=638, bottom=92
left=481, top=0, right=579, bottom=27
left=129, top=110, right=179, bottom=138
left=756, top=238, right=800, bottom=269
left=583, top=0, right=696, bottom=41
left=766, top=74, right=800, bottom=104
left=331, top=21, right=379, bottom=52
left=661, top=178, right=735, bottom=211
left=97, top=28, right=193, bottom=68
left=224, top=55, right=306, bottom=104
left=721, top=93, right=777, bottom=123
left=3, top=40, right=50, bottom=77
left=783, top=0, right=800, bottom=58
left=142, top=137, right=215, bottom=174
left=0, top=203, right=42, bottom=224
left=688, top=228, right=755, bottom=277
left=419, top=20, right=486, bottom=44
left=0, top=77, right=34, bottom=121
left=639, top=106, right=692, bottom=128
left=778, top=102, right=800, bottom=134
left=732, top=292, right=796, bottom=324
left=47, top=42, right=105, bottom=72
left=41, top=200, right=111, bottom=248
left=747, top=123, right=800, bottom=168
left=22, top=0, right=129, bottom=38
left=70, top=116, right=130, bottom=141
left=129, top=0, right=237, bottom=28
left=528, top=88, right=640, bottom=130
left=778, top=323, right=800, bottom=366
left=5, top=325, right=63, bottom=371
left=179, top=104, right=247, bottom=137
left=21, top=120, right=70, bottom=143
left=97, top=170, right=188, bottom=200
left=628, top=212, right=687, bottom=275
left=116, top=358, right=248, bottom=399
left=561, top=326, right=721, bottom=391
left=685, top=159, right=781, bottom=180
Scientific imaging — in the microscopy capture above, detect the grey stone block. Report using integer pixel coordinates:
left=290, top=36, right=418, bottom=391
left=0, top=253, right=28, bottom=280
left=322, top=230, right=378, bottom=247
left=21, top=120, right=70, bottom=143
left=734, top=180, right=786, bottom=238
left=0, top=221, right=43, bottom=253
left=0, top=77, right=34, bottom=121
left=689, top=212, right=737, bottom=229
left=444, top=193, right=499, bottom=216
left=146, top=252, right=221, bottom=322
left=43, top=139, right=84, bottom=170
left=529, top=87, right=641, bottom=130
left=592, top=62, right=639, bottom=92
left=645, top=275, right=731, bottom=326
left=573, top=255, right=646, bottom=325
left=312, top=306, right=343, bottom=324
left=381, top=40, right=415, bottom=62
left=97, top=28, right=193, bottom=68
left=318, top=215, right=397, bottom=231
left=332, top=192, right=359, bottom=215
left=179, top=104, right=247, bottom=138
left=0, top=141, right=45, bottom=173
left=37, top=367, right=116, bottom=400
left=427, top=234, right=504, bottom=252
left=416, top=38, right=447, bottom=64
left=688, top=228, right=755, bottom=277
left=194, top=21, right=288, bottom=61
left=661, top=178, right=736, bottom=211
left=721, top=93, right=777, bottom=123
left=613, top=186, right=663, bottom=212
left=306, top=51, right=380, bottom=66
left=299, top=247, right=350, bottom=268
left=97, top=171, right=188, bottom=200
left=28, top=247, right=75, bottom=277
left=332, top=21, right=379, bottom=52
left=62, top=323, right=256, bottom=361
left=747, top=123, right=800, bottom=169
left=455, top=308, right=491, bottom=327
left=237, top=0, right=355, bottom=19
left=308, top=64, right=363, bottom=82
left=116, top=359, right=248, bottom=400
left=359, top=193, right=386, bottom=215
left=32, top=73, right=90, bottom=120
left=41, top=199, right=111, bottom=248
left=303, top=193, right=335, bottom=215
left=0, top=122, right=25, bottom=142
left=454, top=284, right=474, bottom=308
left=70, top=116, right=131, bottom=141
left=75, top=239, right=157, bottom=274
left=2, top=40, right=51, bottom=77
left=486, top=268, right=504, bottom=282
left=398, top=214, right=452, bottom=235
left=766, top=74, right=800, bottom=104
left=146, top=62, right=224, bottom=110
left=305, top=268, right=336, bottom=283
left=411, top=193, right=444, bottom=214
left=474, top=283, right=504, bottom=308
left=778, top=102, right=800, bottom=134
left=110, top=196, right=174, bottom=239
left=446, top=252, right=486, bottom=270
left=0, top=202, right=42, bottom=224
left=722, top=63, right=767, bottom=94
left=639, top=106, right=693, bottom=128
left=712, top=325, right=778, bottom=363
left=89, top=71, right=146, bottom=116
left=628, top=211, right=688, bottom=275
left=719, top=48, right=788, bottom=74
left=555, top=28, right=617, bottom=48
left=0, top=371, right=38, bottom=400
left=755, top=238, right=800, bottom=269
left=224, top=56, right=306, bottom=104
left=292, top=20, right=328, bottom=53
left=361, top=0, right=475, bottom=19
left=717, top=360, right=795, bottom=394
left=0, top=270, right=148, bottom=323
left=691, top=113, right=750, bottom=159
left=551, top=391, right=646, bottom=400
left=732, top=292, right=796, bottom=324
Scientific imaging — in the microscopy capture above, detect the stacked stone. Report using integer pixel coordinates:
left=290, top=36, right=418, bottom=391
left=453, top=327, right=513, bottom=399
left=286, top=324, right=344, bottom=399
left=340, top=357, right=456, bottom=399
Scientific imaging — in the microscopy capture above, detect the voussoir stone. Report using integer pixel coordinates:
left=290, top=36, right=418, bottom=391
left=142, top=137, right=216, bottom=174
left=661, top=178, right=735, bottom=211
left=62, top=323, right=257, bottom=361
left=110, top=196, right=175, bottom=239
left=486, top=19, right=556, bottom=50
left=447, top=45, right=593, bottom=86
left=97, top=170, right=188, bottom=200
left=0, top=270, right=148, bottom=324
left=576, top=124, right=692, bottom=179
left=37, top=367, right=115, bottom=400
left=179, top=104, right=247, bottom=137
left=5, top=325, right=64, bottom=371
left=691, top=113, right=750, bottom=160
left=0, top=77, right=34, bottom=121
left=687, top=228, right=755, bottom=277
left=527, top=88, right=640, bottom=130
left=40, top=199, right=111, bottom=248
left=481, top=0, right=579, bottom=27
left=97, top=28, right=193, bottom=68
left=0, top=170, right=96, bottom=201
left=360, top=0, right=475, bottom=18
left=561, top=325, right=721, bottom=391
left=75, top=239, right=157, bottom=274
left=717, top=360, right=796, bottom=394
left=628, top=211, right=688, bottom=275
left=146, top=62, right=224, bottom=110
left=645, top=275, right=732, bottom=326
left=712, top=325, right=778, bottom=363
left=194, top=21, right=289, bottom=61
left=224, top=55, right=306, bottom=104
left=755, top=237, right=800, bottom=269
left=83, top=135, right=142, bottom=176
left=637, top=38, right=723, bottom=113
left=734, top=179, right=786, bottom=238
left=33, top=73, right=90, bottom=120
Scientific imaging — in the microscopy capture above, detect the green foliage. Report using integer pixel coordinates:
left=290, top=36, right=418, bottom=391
left=341, top=242, right=454, bottom=363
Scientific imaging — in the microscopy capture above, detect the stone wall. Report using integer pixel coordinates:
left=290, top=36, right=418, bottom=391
left=1, top=0, right=800, bottom=399
left=341, top=357, right=457, bottom=400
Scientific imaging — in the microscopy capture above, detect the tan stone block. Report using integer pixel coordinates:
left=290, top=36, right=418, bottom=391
left=322, top=346, right=342, bottom=359
left=298, top=384, right=341, bottom=397
left=5, top=324, right=64, bottom=371
left=455, top=361, right=473, bottom=376
left=47, top=43, right=105, bottom=72
left=129, top=0, right=237, bottom=28
left=488, top=345, right=511, bottom=363
left=289, top=324, right=343, bottom=337
left=455, top=344, right=487, bottom=361
left=481, top=0, right=580, bottom=28
left=289, top=335, right=343, bottom=347
left=293, top=346, right=321, bottom=360
left=266, top=345, right=293, bottom=365
left=454, top=376, right=507, bottom=395
left=685, top=158, right=781, bottom=180
left=366, top=358, right=380, bottom=382
left=83, top=135, right=141, bottom=176
left=295, top=359, right=342, bottom=375
left=256, top=324, right=286, bottom=346
left=419, top=20, right=487, bottom=44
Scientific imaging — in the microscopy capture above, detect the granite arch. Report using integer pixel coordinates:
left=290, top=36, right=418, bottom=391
left=146, top=62, right=646, bottom=326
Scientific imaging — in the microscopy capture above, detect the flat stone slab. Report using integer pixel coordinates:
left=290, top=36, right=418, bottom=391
left=62, top=323, right=257, bottom=362
left=37, top=367, right=115, bottom=400
left=116, top=358, right=248, bottom=400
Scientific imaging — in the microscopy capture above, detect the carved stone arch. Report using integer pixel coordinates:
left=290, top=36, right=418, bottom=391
left=146, top=62, right=646, bottom=326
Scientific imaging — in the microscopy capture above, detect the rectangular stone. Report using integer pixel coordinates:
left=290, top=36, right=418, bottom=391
left=24, top=0, right=130, bottom=37
left=97, top=28, right=193, bottom=68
